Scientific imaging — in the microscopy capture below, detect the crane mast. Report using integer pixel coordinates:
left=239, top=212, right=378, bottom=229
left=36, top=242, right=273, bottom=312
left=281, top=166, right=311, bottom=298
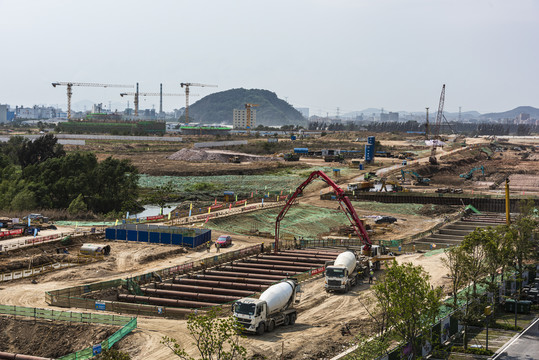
left=245, top=103, right=259, bottom=134
left=429, top=84, right=445, bottom=165
left=51, top=82, right=133, bottom=120
left=180, top=82, right=217, bottom=123
left=120, top=87, right=184, bottom=118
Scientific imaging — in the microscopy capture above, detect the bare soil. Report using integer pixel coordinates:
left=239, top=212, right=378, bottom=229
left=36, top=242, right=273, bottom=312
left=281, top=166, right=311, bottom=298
left=1, top=135, right=536, bottom=359
left=0, top=315, right=119, bottom=358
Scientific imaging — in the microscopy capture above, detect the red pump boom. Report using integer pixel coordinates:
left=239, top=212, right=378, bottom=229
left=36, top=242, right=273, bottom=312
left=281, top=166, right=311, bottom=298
left=274, top=170, right=371, bottom=253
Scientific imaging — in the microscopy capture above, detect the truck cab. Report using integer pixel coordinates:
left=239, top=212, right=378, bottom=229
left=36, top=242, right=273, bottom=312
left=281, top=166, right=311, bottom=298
left=233, top=280, right=299, bottom=335
left=325, top=265, right=352, bottom=292
left=234, top=298, right=267, bottom=334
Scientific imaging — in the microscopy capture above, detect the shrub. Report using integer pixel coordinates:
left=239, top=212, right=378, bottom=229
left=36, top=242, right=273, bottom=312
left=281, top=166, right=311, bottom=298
left=451, top=346, right=494, bottom=356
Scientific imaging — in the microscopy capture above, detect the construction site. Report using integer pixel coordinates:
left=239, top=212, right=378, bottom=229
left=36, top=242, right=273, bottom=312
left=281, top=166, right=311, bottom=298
left=0, top=127, right=537, bottom=359
left=1, top=82, right=539, bottom=359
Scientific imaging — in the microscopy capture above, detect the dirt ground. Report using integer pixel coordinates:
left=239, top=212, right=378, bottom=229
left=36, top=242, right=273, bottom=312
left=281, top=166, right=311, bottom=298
left=1, top=134, right=535, bottom=359
left=0, top=315, right=119, bottom=358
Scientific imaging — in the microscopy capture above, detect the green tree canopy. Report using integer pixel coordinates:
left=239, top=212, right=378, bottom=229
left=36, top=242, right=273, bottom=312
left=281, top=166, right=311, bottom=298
left=372, top=261, right=443, bottom=358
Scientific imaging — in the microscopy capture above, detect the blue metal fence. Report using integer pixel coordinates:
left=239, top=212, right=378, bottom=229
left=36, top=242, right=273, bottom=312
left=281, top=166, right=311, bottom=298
left=105, top=225, right=211, bottom=248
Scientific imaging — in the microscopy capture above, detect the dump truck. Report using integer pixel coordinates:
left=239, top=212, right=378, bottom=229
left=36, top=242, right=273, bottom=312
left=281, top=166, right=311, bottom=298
left=284, top=153, right=300, bottom=161
left=325, top=251, right=365, bottom=293
left=347, top=181, right=374, bottom=192
left=233, top=279, right=300, bottom=335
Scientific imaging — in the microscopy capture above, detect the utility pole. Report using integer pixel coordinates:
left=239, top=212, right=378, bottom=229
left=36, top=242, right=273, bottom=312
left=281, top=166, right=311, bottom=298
left=134, top=82, right=139, bottom=116
left=505, top=178, right=511, bottom=225
left=159, top=83, right=163, bottom=115
left=425, top=107, right=429, bottom=140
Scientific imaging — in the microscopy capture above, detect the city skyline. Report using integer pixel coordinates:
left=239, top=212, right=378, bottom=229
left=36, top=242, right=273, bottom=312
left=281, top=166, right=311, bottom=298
left=1, top=0, right=538, bottom=115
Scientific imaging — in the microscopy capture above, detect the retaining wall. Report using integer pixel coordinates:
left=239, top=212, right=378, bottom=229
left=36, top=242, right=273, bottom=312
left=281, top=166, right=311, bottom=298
left=322, top=192, right=539, bottom=213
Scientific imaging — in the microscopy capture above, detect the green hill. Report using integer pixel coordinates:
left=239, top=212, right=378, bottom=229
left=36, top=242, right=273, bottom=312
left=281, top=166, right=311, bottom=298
left=186, top=88, right=307, bottom=126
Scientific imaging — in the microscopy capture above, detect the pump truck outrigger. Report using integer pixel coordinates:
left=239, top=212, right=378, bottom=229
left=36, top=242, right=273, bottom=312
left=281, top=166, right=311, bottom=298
left=274, top=170, right=393, bottom=293
left=274, top=170, right=372, bottom=254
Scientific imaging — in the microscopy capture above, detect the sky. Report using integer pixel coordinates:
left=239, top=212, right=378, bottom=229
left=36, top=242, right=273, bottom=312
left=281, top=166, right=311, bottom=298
left=1, top=0, right=538, bottom=116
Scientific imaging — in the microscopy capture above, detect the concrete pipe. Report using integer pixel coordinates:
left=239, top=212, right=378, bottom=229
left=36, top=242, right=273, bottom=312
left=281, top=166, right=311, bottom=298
left=191, top=274, right=276, bottom=285
left=273, top=252, right=337, bottom=260
left=205, top=270, right=286, bottom=281
left=279, top=250, right=341, bottom=257
left=218, top=265, right=301, bottom=276
left=141, top=288, right=241, bottom=303
left=245, top=258, right=322, bottom=268
left=156, top=283, right=253, bottom=297
left=173, top=278, right=266, bottom=292
left=118, top=294, right=219, bottom=308
left=232, top=262, right=313, bottom=272
left=258, top=255, right=329, bottom=263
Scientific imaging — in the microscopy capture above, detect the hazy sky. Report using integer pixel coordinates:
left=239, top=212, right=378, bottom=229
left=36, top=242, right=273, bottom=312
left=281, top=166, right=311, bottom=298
left=1, top=0, right=537, bottom=115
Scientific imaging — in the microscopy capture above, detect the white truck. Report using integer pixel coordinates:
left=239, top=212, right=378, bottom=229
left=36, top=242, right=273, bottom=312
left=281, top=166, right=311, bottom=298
left=233, top=279, right=300, bottom=335
left=325, top=251, right=363, bottom=293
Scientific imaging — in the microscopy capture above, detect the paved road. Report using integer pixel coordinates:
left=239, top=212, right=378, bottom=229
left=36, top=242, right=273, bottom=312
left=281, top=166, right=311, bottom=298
left=491, top=317, right=539, bottom=360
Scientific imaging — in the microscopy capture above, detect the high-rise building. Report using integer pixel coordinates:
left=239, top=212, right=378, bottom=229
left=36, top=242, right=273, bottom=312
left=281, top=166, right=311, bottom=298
left=0, top=104, right=7, bottom=123
left=233, top=108, right=257, bottom=129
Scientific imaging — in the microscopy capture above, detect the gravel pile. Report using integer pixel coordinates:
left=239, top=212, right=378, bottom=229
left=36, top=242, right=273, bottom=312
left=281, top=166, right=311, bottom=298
left=167, top=148, right=228, bottom=162
left=167, top=148, right=281, bottom=163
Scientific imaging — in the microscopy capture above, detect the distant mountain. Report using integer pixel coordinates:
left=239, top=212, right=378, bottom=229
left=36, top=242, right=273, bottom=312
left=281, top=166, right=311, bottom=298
left=188, top=88, right=307, bottom=126
left=481, top=106, right=539, bottom=119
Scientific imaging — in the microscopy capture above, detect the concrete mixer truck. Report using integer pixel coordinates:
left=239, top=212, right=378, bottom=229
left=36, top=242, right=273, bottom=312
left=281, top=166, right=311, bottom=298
left=233, top=279, right=300, bottom=335
left=324, top=250, right=365, bottom=293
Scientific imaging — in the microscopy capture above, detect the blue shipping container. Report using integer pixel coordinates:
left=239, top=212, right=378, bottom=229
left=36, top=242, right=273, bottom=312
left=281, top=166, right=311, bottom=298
left=294, top=148, right=309, bottom=154
left=368, top=136, right=376, bottom=145
left=365, top=144, right=374, bottom=162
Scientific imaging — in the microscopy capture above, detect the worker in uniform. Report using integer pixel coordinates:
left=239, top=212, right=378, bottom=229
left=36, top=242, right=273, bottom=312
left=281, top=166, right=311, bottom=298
left=206, top=242, right=211, bottom=252
left=216, top=242, right=220, bottom=253
left=369, top=269, right=374, bottom=284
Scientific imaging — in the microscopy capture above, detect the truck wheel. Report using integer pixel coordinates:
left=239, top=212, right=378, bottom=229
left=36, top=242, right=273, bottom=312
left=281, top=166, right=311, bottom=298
left=268, top=320, right=275, bottom=332
left=290, top=313, right=297, bottom=325
left=256, top=323, right=265, bottom=335
left=284, top=315, right=290, bottom=326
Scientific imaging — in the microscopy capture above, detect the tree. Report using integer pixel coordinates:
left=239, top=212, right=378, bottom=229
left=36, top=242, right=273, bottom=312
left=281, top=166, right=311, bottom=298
left=67, top=193, right=88, bottom=215
left=350, top=337, right=389, bottom=360
left=372, top=261, right=443, bottom=358
left=10, top=188, right=37, bottom=211
left=481, top=225, right=514, bottom=303
left=442, top=245, right=468, bottom=309
left=17, top=134, right=65, bottom=167
left=506, top=200, right=539, bottom=298
left=161, top=308, right=246, bottom=360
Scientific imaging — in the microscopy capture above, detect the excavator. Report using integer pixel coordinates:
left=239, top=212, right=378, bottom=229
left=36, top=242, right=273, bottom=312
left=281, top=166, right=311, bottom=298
left=400, top=170, right=430, bottom=186
left=460, top=165, right=485, bottom=180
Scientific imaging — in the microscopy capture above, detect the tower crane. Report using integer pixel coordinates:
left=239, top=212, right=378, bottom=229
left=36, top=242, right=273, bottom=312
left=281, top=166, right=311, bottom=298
left=180, top=83, right=217, bottom=123
left=245, top=103, right=259, bottom=133
left=120, top=83, right=186, bottom=117
left=51, top=82, right=133, bottom=120
left=429, top=84, right=445, bottom=165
